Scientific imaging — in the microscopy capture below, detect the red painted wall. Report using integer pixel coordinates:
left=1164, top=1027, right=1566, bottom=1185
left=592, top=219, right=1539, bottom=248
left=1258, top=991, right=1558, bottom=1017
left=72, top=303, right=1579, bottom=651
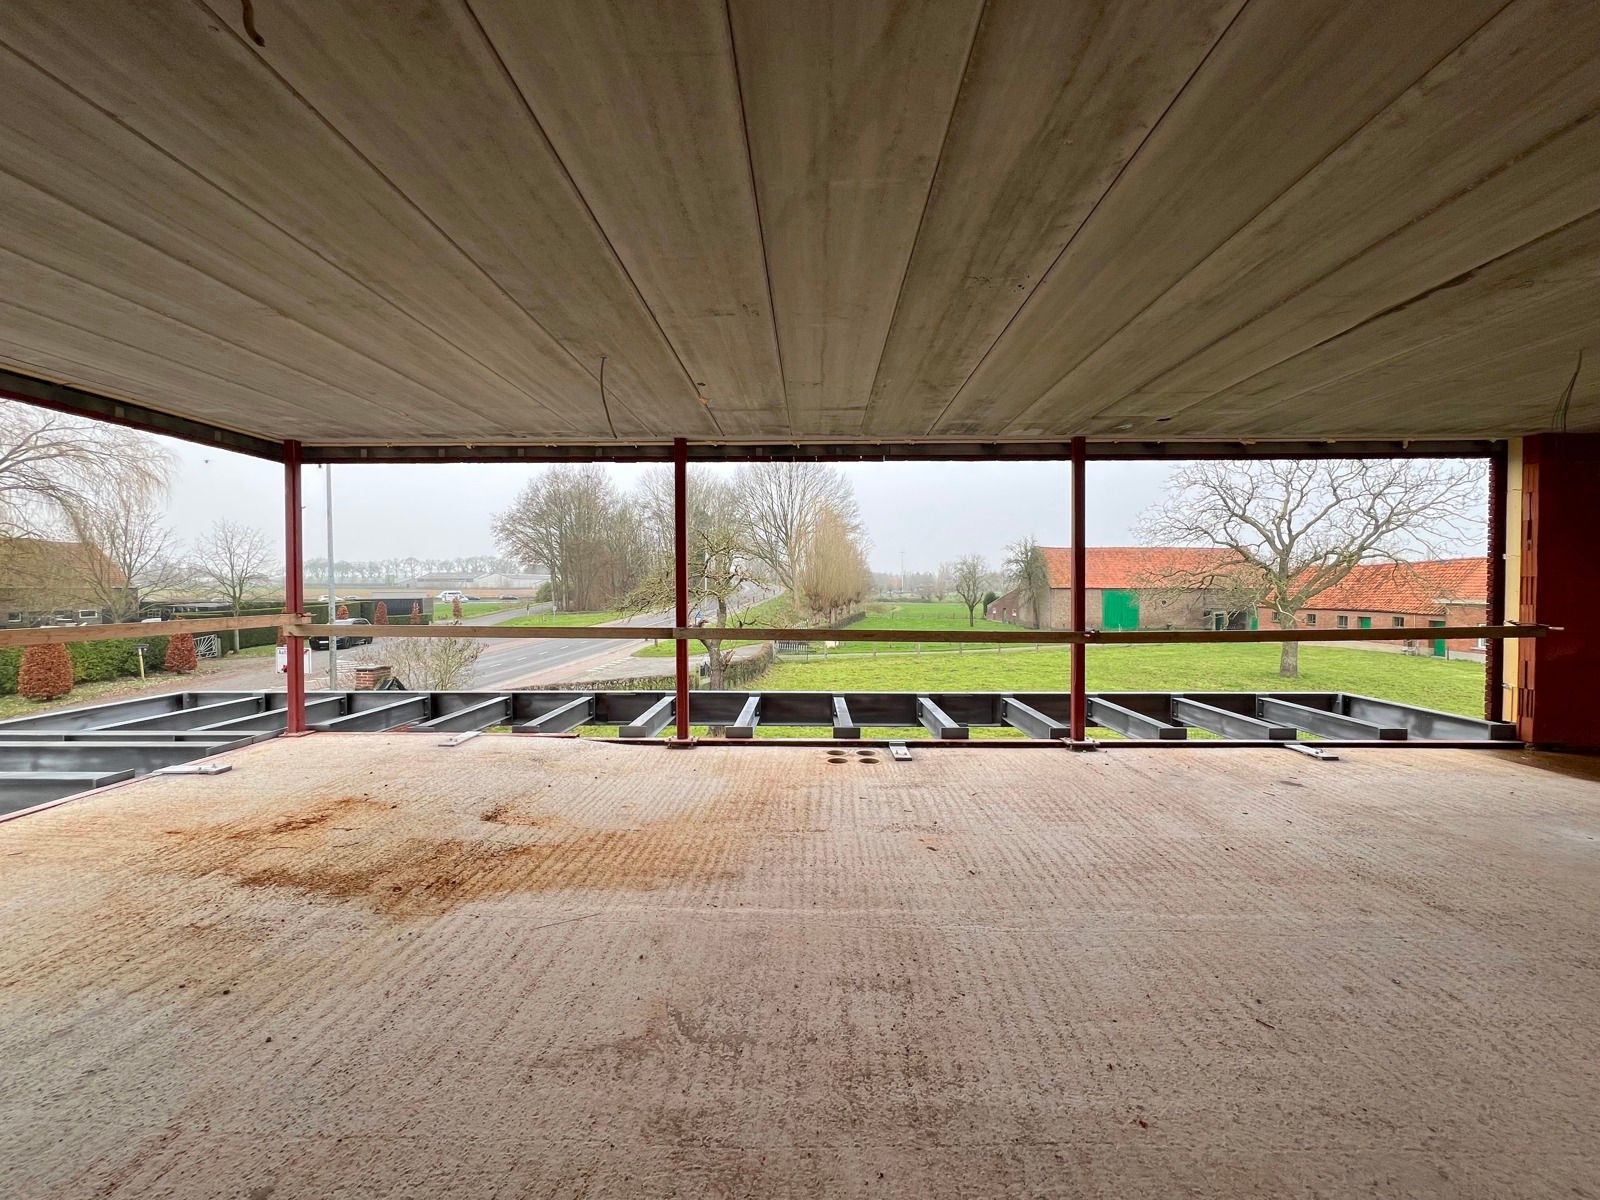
left=1517, top=434, right=1600, bottom=746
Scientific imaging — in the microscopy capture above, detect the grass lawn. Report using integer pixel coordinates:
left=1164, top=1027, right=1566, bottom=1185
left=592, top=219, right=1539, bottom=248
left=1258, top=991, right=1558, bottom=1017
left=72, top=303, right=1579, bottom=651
left=432, top=601, right=518, bottom=620
left=825, top=600, right=1017, bottom=653
left=633, top=593, right=797, bottom=657
left=500, top=609, right=626, bottom=628
left=751, top=642, right=1486, bottom=716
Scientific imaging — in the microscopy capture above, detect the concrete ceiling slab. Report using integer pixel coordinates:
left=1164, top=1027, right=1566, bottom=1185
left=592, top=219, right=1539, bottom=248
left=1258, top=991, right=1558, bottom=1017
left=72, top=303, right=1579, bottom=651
left=0, top=0, right=1595, bottom=452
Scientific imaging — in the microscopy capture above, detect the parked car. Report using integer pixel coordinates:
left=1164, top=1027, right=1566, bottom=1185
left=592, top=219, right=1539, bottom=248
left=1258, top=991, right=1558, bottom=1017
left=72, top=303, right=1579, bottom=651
left=437, top=590, right=467, bottom=603
left=309, top=617, right=373, bottom=650
left=499, top=594, right=517, bottom=600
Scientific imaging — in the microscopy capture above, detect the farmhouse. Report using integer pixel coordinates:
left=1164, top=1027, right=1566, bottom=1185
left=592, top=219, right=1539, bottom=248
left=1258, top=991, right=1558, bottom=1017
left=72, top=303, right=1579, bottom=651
left=1270, top=557, right=1489, bottom=658
left=0, top=537, right=124, bottom=627
left=986, top=545, right=1252, bottom=630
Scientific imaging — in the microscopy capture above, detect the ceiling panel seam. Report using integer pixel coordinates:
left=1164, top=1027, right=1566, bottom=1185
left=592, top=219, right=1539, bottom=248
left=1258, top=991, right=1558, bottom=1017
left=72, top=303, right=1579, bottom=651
left=1206, top=206, right=1600, bottom=410
left=921, top=0, right=1253, bottom=437
left=0, top=295, right=379, bottom=425
left=1017, top=0, right=1533, bottom=431
left=723, top=0, right=793, bottom=438
left=0, top=247, right=420, bottom=429
left=459, top=0, right=716, bottom=437
left=855, top=0, right=987, bottom=438
left=188, top=0, right=609, bottom=423
left=0, top=159, right=524, bottom=432
left=1083, top=107, right=1600, bottom=429
left=990, top=0, right=1519, bottom=438
left=0, top=30, right=563, bottom=433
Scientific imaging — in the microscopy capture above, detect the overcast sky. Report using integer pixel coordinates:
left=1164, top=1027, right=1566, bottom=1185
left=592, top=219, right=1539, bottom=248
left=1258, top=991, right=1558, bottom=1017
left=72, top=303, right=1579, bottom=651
left=160, top=440, right=1179, bottom=574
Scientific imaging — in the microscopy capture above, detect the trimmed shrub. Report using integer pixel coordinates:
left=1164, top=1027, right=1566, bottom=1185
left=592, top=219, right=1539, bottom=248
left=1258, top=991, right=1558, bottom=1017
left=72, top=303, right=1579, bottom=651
left=336, top=603, right=350, bottom=619
left=374, top=601, right=389, bottom=625
left=164, top=633, right=198, bottom=674
left=18, top=643, right=74, bottom=700
left=451, top=597, right=463, bottom=619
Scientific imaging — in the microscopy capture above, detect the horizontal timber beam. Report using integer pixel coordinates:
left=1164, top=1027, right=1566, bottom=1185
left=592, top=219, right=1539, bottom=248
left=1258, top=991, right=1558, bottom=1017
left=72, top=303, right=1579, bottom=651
left=0, top=613, right=295, bottom=649
left=288, top=623, right=1546, bottom=647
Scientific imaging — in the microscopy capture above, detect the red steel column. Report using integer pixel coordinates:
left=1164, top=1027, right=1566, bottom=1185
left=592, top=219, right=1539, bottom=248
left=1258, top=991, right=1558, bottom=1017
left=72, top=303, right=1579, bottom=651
left=1070, top=437, right=1087, bottom=742
left=672, top=437, right=691, bottom=743
left=283, top=440, right=307, bottom=734
left=1484, top=445, right=1507, bottom=722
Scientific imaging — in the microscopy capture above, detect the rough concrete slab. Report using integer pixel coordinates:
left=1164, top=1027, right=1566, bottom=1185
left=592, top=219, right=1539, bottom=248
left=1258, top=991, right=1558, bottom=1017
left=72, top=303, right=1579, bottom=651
left=1, top=735, right=1596, bottom=1198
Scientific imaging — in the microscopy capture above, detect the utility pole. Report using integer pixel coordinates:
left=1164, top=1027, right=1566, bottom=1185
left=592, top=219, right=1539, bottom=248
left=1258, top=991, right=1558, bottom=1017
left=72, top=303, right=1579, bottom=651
left=326, top=464, right=338, bottom=689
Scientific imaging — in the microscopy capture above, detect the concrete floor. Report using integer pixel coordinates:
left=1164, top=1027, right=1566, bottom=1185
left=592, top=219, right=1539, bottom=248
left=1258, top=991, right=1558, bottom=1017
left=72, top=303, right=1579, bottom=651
left=1, top=737, right=1596, bottom=1199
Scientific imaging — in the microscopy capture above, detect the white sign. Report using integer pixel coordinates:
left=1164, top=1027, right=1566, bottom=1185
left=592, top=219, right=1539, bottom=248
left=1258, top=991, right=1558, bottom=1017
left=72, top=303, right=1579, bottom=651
left=275, top=644, right=312, bottom=674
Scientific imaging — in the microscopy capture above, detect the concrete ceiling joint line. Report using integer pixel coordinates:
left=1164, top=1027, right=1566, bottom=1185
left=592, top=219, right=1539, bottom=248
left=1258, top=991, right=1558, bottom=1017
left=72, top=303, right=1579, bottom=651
left=922, top=0, right=1254, bottom=438
left=189, top=0, right=589, bottom=430
left=1064, top=0, right=1530, bottom=433
left=0, top=165, right=488, bottom=431
left=0, top=27, right=555, bottom=434
left=856, top=0, right=988, bottom=438
left=1205, top=204, right=1600, bottom=414
left=1092, top=108, right=1600, bottom=431
left=458, top=0, right=715, bottom=438
left=723, top=0, right=794, bottom=438
left=0, top=248, right=413, bottom=429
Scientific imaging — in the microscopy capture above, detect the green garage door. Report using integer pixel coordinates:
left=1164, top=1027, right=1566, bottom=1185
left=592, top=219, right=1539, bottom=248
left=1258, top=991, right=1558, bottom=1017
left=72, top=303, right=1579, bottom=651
left=1102, top=589, right=1140, bottom=630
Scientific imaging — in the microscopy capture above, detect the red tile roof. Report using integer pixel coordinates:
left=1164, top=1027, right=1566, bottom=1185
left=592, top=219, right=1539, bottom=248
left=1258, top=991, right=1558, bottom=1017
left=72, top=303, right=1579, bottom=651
left=1038, top=546, right=1239, bottom=590
left=1298, top=557, right=1487, bottom=616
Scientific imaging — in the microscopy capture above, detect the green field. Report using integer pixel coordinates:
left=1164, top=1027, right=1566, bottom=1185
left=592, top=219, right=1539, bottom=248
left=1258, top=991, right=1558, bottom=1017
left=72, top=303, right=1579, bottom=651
left=751, top=641, right=1484, bottom=716
left=431, top=601, right=517, bottom=620
left=500, top=609, right=625, bottom=628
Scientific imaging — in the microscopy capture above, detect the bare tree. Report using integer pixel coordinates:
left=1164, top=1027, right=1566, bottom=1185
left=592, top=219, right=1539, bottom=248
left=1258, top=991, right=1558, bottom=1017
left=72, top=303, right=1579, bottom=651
left=734, top=462, right=861, bottom=594
left=626, top=471, right=769, bottom=691
left=947, top=555, right=989, bottom=626
left=66, top=487, right=186, bottom=622
left=376, top=625, right=483, bottom=690
left=1003, top=537, right=1050, bottom=629
left=192, top=520, right=273, bottom=650
left=1139, top=459, right=1486, bottom=677
left=493, top=465, right=625, bottom=612
left=0, top=402, right=170, bottom=539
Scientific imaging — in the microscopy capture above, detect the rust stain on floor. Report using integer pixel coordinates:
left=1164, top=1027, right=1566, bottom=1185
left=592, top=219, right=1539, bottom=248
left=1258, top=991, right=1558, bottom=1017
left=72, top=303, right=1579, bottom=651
left=165, top=780, right=745, bottom=916
left=1, top=736, right=1597, bottom=1198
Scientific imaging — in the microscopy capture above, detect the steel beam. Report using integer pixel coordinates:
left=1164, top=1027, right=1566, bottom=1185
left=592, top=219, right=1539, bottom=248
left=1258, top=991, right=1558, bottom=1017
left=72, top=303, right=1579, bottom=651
left=1256, top=697, right=1406, bottom=740
left=1341, top=695, right=1516, bottom=741
left=831, top=697, right=860, bottom=739
left=0, top=368, right=283, bottom=460
left=999, top=696, right=1069, bottom=739
left=917, top=696, right=968, bottom=740
left=727, top=695, right=762, bottom=739
left=414, top=695, right=512, bottom=732
left=672, top=437, right=691, bottom=743
left=1171, top=697, right=1295, bottom=740
left=621, top=695, right=676, bottom=739
left=283, top=440, right=307, bottom=734
left=312, top=696, right=429, bottom=732
left=0, top=741, right=226, bottom=773
left=516, top=695, right=596, bottom=734
left=0, top=770, right=136, bottom=813
left=1086, top=697, right=1188, bottom=740
left=1070, top=436, right=1087, bottom=742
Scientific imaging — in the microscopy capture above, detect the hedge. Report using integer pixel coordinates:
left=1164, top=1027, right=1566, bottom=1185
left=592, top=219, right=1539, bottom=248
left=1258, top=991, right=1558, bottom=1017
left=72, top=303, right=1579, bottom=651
left=0, top=634, right=173, bottom=695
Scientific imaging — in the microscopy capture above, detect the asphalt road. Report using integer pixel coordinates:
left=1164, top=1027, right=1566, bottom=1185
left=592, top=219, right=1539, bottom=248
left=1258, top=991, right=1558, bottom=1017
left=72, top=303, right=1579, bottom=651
left=456, top=609, right=670, bottom=689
